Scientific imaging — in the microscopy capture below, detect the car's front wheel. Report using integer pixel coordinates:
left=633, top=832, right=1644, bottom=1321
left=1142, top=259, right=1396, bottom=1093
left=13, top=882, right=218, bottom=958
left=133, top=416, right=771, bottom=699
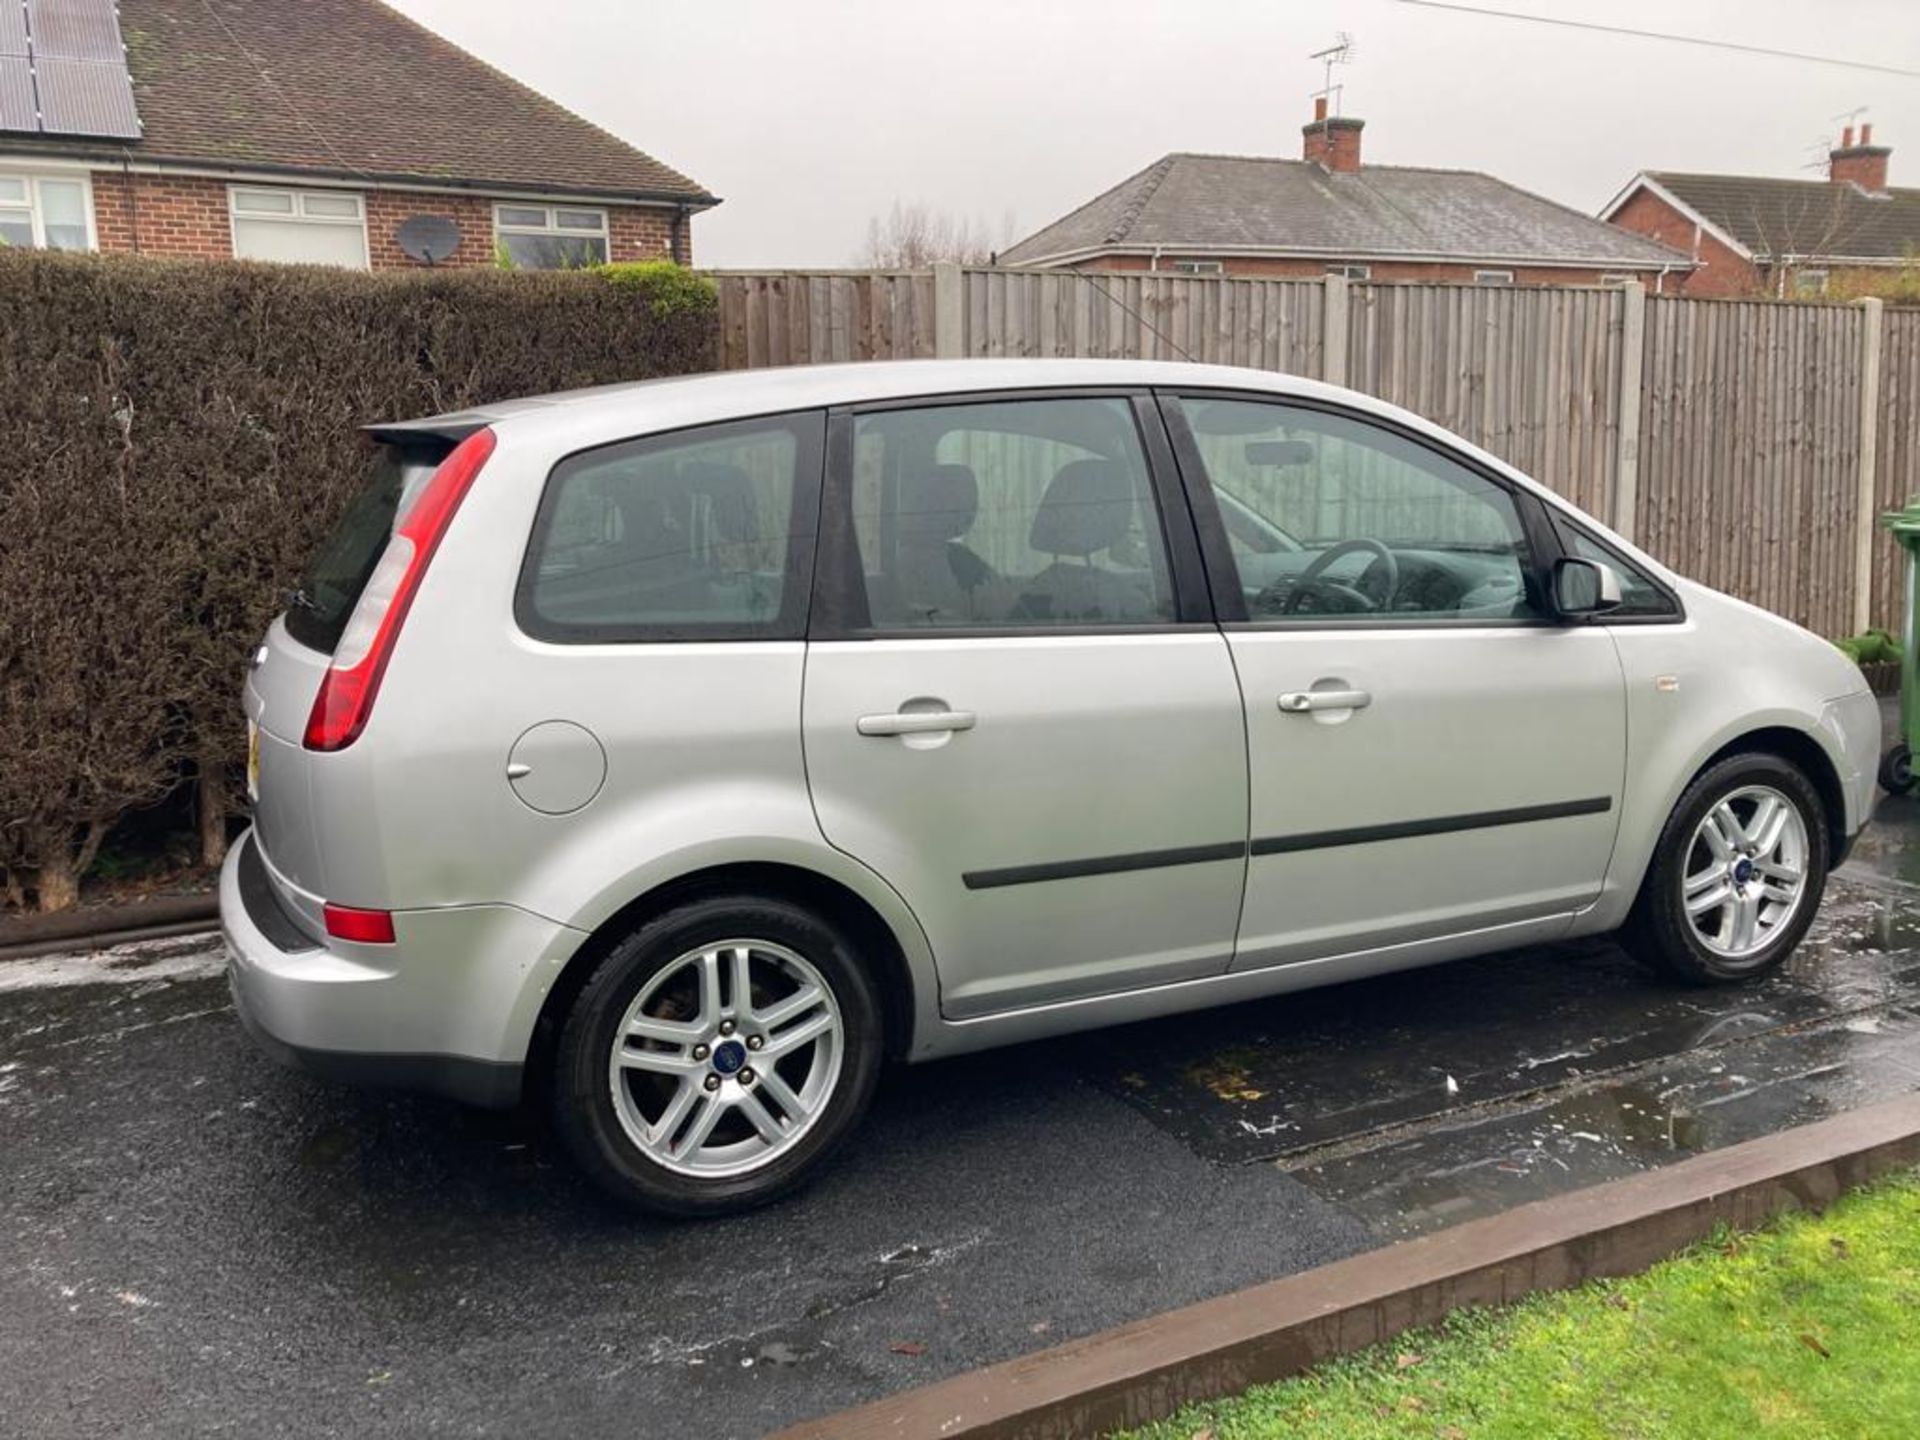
left=1623, top=752, right=1828, bottom=985
left=553, top=893, right=884, bottom=1217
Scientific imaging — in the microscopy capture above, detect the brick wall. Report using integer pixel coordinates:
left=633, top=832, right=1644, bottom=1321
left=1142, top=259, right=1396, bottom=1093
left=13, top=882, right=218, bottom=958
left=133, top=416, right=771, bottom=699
left=1073, top=253, right=1668, bottom=288
left=91, top=170, right=231, bottom=259
left=1605, top=186, right=1756, bottom=297
left=88, top=170, right=684, bottom=268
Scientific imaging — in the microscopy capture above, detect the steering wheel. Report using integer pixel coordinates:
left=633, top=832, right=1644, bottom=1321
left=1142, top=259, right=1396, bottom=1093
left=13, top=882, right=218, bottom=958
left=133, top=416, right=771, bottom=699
left=1277, top=538, right=1399, bottom=614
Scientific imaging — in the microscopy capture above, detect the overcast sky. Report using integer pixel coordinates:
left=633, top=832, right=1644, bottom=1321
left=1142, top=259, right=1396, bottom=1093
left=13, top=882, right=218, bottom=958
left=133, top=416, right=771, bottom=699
left=387, top=0, right=1920, bottom=268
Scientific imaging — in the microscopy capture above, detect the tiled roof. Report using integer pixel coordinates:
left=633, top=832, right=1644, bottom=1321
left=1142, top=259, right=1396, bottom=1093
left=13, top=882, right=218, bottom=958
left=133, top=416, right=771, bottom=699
left=1001, top=152, right=1687, bottom=269
left=2, top=0, right=714, bottom=203
left=1640, top=171, right=1920, bottom=262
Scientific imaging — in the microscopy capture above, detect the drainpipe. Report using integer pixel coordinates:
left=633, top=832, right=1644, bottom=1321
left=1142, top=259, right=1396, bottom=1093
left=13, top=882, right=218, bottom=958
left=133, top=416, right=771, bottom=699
left=1150, top=246, right=1162, bottom=273
left=669, top=203, right=688, bottom=265
left=120, top=149, right=140, bottom=253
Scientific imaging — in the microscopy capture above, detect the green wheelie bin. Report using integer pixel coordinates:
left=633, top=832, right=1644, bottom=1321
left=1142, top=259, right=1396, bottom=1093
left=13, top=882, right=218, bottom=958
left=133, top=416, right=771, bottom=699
left=1878, top=499, right=1920, bottom=793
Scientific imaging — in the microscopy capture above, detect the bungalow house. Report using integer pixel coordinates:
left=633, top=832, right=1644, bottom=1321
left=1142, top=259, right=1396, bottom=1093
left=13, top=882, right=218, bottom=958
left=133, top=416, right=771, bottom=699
left=1602, top=125, right=1917, bottom=298
left=0, top=0, right=716, bottom=269
left=1000, top=99, right=1691, bottom=288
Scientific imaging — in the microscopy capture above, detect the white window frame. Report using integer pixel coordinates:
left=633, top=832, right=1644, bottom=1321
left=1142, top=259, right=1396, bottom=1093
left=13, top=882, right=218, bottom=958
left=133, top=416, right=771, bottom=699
left=1169, top=259, right=1223, bottom=275
left=1325, top=263, right=1371, bottom=280
left=1793, top=269, right=1830, bottom=298
left=1474, top=269, right=1515, bottom=287
left=492, top=203, right=611, bottom=268
left=0, top=166, right=97, bottom=251
left=227, top=186, right=369, bottom=268
left=1598, top=272, right=1636, bottom=286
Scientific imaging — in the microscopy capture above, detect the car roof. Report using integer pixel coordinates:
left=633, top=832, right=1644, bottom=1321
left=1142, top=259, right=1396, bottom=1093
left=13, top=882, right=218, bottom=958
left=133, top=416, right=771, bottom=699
left=392, top=359, right=1371, bottom=447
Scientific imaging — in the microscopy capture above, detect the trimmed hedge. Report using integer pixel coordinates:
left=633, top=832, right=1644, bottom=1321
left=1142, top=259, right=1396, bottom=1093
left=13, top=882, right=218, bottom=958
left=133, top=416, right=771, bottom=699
left=0, top=250, right=717, bottom=909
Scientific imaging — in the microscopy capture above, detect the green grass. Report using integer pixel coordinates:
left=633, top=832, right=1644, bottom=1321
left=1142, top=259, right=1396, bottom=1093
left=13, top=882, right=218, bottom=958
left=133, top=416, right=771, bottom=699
left=1121, top=1171, right=1920, bottom=1440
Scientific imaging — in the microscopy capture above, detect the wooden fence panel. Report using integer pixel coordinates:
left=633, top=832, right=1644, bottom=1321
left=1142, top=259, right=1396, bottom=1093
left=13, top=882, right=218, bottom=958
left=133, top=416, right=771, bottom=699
left=1343, top=283, right=1625, bottom=522
left=717, top=272, right=934, bottom=369
left=1634, top=297, right=1864, bottom=637
left=1872, top=308, right=1920, bottom=631
left=951, top=269, right=1323, bottom=373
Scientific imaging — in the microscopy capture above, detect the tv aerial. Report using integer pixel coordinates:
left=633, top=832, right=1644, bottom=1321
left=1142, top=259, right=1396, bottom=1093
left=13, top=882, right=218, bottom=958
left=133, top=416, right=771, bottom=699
left=1309, top=33, right=1357, bottom=117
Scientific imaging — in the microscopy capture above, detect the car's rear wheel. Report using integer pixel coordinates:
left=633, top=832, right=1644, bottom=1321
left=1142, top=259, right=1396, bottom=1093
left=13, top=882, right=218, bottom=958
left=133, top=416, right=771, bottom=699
left=1623, top=752, right=1828, bottom=985
left=553, top=893, right=883, bottom=1217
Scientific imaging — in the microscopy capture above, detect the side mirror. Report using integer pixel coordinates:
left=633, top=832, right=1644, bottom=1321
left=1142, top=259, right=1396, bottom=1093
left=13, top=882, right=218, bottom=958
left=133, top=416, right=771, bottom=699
left=1553, top=557, right=1623, bottom=619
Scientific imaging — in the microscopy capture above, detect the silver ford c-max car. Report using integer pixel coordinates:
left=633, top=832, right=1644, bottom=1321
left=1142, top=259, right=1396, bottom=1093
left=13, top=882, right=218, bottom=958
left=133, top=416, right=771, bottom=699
left=223, top=359, right=1879, bottom=1216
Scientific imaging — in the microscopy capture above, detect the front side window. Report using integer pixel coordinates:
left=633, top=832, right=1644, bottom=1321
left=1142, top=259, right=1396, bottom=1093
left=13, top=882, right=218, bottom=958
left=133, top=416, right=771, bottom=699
left=1175, top=395, right=1542, bottom=623
left=495, top=204, right=609, bottom=269
left=846, top=396, right=1175, bottom=630
left=0, top=173, right=92, bottom=251
left=520, top=413, right=822, bottom=641
left=230, top=187, right=367, bottom=268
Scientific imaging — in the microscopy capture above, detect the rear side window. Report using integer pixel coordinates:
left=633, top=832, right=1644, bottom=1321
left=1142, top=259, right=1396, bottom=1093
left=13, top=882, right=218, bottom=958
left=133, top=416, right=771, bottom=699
left=286, top=440, right=445, bottom=653
left=518, top=411, right=824, bottom=642
left=843, top=396, right=1175, bottom=631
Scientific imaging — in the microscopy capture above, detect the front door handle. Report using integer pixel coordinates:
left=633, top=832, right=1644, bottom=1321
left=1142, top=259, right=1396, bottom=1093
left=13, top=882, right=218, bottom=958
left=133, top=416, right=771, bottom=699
left=1278, top=689, right=1372, bottom=714
left=857, top=709, right=978, bottom=737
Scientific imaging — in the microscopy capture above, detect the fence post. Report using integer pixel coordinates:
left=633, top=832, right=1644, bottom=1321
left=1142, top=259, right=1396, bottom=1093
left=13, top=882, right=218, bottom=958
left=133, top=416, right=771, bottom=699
left=1612, top=281, right=1646, bottom=542
left=1321, top=273, right=1349, bottom=387
left=933, top=262, right=965, bottom=359
left=1854, top=296, right=1886, bottom=635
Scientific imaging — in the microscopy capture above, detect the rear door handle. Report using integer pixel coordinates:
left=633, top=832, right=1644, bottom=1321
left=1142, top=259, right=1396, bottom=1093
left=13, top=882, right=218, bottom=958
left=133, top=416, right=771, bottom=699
left=857, top=710, right=978, bottom=737
left=1278, top=689, right=1372, bottom=714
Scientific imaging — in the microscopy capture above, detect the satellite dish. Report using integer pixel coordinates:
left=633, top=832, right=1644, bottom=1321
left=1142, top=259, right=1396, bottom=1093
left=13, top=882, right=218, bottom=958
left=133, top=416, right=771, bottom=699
left=396, top=214, right=461, bottom=265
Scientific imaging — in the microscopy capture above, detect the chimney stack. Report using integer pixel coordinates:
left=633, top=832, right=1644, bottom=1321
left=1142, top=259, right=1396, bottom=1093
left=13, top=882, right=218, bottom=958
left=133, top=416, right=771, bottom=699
left=1303, top=99, right=1364, bottom=173
left=1830, top=123, right=1891, bottom=193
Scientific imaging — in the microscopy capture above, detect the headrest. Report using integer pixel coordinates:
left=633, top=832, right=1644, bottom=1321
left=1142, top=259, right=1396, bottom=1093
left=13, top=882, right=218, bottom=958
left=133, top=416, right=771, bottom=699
left=1029, top=459, right=1135, bottom=558
left=898, top=464, right=979, bottom=541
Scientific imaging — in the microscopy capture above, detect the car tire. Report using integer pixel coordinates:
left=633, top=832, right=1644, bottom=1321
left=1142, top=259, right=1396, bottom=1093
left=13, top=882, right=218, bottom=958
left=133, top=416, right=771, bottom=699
left=1622, top=752, right=1828, bottom=986
left=552, top=893, right=884, bottom=1218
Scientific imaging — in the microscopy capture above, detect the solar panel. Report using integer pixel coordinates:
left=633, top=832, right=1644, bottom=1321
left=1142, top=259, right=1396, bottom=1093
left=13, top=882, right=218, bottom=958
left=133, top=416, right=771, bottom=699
left=36, top=54, right=136, bottom=135
left=0, top=55, right=33, bottom=132
left=0, top=0, right=142, bottom=139
left=26, top=0, right=120, bottom=60
left=0, top=3, right=29, bottom=57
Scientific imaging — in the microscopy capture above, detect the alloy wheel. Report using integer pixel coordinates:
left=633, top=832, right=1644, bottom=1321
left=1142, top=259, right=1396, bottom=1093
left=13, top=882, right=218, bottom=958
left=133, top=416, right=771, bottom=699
left=607, top=939, right=844, bottom=1178
left=1680, top=785, right=1810, bottom=963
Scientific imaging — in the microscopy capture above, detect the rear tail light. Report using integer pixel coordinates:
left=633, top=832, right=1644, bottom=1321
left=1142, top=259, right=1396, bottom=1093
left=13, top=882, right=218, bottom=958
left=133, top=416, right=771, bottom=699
left=322, top=903, right=396, bottom=945
left=303, top=427, right=497, bottom=751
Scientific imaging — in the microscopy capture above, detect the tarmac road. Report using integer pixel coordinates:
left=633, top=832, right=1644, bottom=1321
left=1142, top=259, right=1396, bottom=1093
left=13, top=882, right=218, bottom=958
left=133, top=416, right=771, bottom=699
left=7, top=794, right=1920, bottom=1438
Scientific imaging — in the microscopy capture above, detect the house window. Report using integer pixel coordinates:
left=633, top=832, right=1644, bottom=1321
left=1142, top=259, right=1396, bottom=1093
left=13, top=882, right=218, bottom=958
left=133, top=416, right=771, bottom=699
left=1474, top=270, right=1515, bottom=287
left=1793, top=270, right=1830, bottom=298
left=1599, top=273, right=1635, bottom=285
left=0, top=173, right=94, bottom=251
left=494, top=204, right=610, bottom=269
left=229, top=187, right=368, bottom=268
left=1169, top=259, right=1222, bottom=275
left=1326, top=263, right=1371, bottom=280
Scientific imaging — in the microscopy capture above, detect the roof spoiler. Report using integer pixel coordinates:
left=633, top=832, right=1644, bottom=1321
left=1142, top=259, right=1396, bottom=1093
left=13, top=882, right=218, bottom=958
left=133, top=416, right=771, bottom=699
left=361, top=415, right=491, bottom=451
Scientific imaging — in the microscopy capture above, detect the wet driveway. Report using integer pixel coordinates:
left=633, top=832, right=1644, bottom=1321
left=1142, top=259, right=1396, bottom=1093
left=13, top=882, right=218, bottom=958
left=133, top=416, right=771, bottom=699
left=7, top=794, right=1920, bottom=1438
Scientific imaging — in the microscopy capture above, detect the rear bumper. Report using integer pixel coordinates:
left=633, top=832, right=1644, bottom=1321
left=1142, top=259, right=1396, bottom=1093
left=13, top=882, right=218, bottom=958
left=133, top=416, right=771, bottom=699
left=221, top=829, right=587, bottom=1109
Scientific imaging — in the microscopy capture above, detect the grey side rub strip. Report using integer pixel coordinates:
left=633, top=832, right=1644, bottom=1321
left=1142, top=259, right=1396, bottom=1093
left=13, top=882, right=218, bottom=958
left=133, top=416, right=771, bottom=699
left=1249, top=796, right=1613, bottom=856
left=962, top=842, right=1248, bottom=891
left=960, top=798, right=1612, bottom=890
